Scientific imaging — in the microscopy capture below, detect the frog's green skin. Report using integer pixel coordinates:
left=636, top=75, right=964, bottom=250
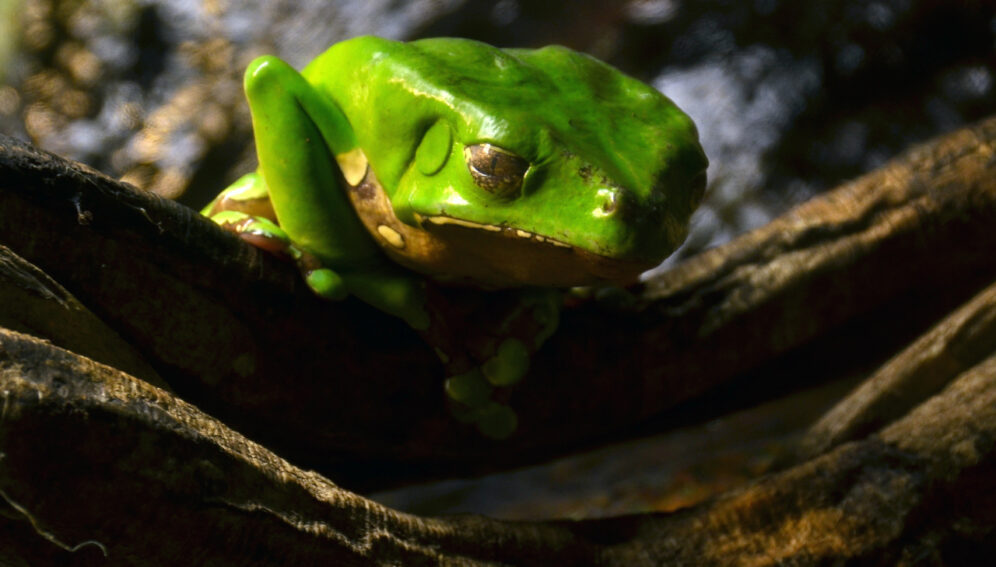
left=204, top=36, right=707, bottom=438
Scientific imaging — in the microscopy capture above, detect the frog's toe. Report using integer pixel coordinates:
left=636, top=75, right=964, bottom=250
left=444, top=369, right=493, bottom=407
left=473, top=402, right=518, bottom=440
left=348, top=271, right=430, bottom=330
left=209, top=211, right=293, bottom=256
left=305, top=268, right=347, bottom=300
left=482, top=338, right=530, bottom=386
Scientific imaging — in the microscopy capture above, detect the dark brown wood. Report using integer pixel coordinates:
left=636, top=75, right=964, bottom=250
left=0, top=328, right=992, bottom=565
left=600, top=352, right=996, bottom=566
left=0, top=133, right=448, bottom=486
left=0, top=245, right=167, bottom=389
left=797, top=279, right=996, bottom=459
left=639, top=115, right=996, bottom=408
left=1, top=115, right=995, bottom=487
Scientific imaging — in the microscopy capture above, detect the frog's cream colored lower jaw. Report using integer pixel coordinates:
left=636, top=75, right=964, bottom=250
left=412, top=219, right=654, bottom=287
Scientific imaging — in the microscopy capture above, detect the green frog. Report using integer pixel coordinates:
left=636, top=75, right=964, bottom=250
left=204, top=36, right=707, bottom=438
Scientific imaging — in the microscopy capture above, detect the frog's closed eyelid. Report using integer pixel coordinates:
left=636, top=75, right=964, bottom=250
left=415, top=120, right=453, bottom=176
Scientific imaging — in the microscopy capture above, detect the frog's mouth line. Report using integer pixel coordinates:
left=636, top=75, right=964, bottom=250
left=414, top=213, right=574, bottom=249
left=411, top=211, right=654, bottom=286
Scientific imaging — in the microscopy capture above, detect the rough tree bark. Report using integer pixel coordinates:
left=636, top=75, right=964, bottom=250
left=0, top=115, right=994, bottom=564
left=1, top=116, right=994, bottom=484
left=0, top=324, right=991, bottom=565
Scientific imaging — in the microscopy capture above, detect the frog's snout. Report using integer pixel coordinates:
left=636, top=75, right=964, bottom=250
left=585, top=175, right=694, bottom=266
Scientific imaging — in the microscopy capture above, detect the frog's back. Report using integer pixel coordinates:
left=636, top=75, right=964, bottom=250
left=304, top=36, right=702, bottom=207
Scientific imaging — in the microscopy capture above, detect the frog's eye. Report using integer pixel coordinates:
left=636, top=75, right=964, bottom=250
left=464, top=144, right=529, bottom=198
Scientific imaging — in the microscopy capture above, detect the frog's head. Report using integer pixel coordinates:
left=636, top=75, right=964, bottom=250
left=319, top=37, right=707, bottom=287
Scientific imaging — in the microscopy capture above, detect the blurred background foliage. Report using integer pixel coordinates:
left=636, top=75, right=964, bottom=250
left=0, top=0, right=992, bottom=262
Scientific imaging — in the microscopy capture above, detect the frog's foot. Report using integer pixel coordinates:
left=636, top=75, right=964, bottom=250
left=429, top=288, right=562, bottom=439
left=208, top=210, right=350, bottom=301
left=208, top=210, right=293, bottom=258
left=444, top=336, right=541, bottom=439
left=445, top=369, right=519, bottom=439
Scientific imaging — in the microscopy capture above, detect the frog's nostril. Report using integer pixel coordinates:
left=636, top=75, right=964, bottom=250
left=594, top=187, right=619, bottom=218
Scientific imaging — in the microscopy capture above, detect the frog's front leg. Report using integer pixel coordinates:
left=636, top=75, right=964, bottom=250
left=208, top=55, right=429, bottom=329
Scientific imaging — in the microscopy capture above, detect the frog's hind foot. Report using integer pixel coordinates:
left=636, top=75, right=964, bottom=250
left=208, top=210, right=294, bottom=258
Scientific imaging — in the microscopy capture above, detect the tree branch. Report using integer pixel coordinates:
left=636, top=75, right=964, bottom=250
left=0, top=328, right=991, bottom=565
left=0, top=115, right=994, bottom=488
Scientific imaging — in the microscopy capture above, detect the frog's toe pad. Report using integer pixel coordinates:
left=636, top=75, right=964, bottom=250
left=306, top=268, right=348, bottom=301
left=209, top=211, right=292, bottom=255
left=474, top=403, right=518, bottom=440
left=482, top=338, right=530, bottom=386
left=445, top=370, right=493, bottom=407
